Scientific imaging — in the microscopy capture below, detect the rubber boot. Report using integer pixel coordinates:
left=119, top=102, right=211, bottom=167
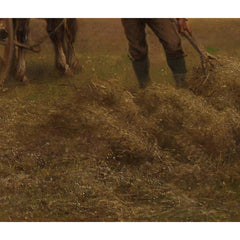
left=132, top=57, right=151, bottom=89
left=167, top=56, right=187, bottom=88
left=173, top=73, right=186, bottom=89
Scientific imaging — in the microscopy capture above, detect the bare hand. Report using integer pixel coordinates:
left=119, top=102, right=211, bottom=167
left=177, top=18, right=192, bottom=36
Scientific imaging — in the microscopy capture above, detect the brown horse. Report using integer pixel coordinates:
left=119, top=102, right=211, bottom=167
left=13, top=18, right=81, bottom=83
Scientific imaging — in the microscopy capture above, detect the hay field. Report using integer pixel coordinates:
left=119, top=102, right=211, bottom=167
left=0, top=19, right=240, bottom=221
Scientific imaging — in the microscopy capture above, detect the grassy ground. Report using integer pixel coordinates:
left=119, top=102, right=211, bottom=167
left=0, top=19, right=240, bottom=221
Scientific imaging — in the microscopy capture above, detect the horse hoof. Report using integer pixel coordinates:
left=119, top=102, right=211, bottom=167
left=16, top=73, right=29, bottom=84
left=56, top=63, right=73, bottom=75
left=22, top=76, right=29, bottom=85
left=70, top=59, right=82, bottom=73
left=1, top=87, right=8, bottom=92
left=62, top=64, right=73, bottom=76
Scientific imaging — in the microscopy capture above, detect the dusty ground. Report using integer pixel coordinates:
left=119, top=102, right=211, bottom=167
left=0, top=19, right=240, bottom=221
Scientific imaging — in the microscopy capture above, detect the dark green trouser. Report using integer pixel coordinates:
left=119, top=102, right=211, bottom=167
left=121, top=18, right=187, bottom=88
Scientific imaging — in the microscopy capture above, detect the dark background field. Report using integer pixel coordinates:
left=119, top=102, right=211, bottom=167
left=0, top=19, right=240, bottom=221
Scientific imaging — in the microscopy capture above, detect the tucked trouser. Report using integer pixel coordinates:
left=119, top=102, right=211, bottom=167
left=121, top=18, right=187, bottom=88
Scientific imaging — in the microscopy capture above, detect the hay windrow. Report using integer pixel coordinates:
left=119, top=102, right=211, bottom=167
left=1, top=56, right=240, bottom=221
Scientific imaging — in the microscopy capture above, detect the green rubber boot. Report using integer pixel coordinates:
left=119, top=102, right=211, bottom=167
left=173, top=73, right=187, bottom=88
left=167, top=57, right=187, bottom=88
left=132, top=57, right=151, bottom=89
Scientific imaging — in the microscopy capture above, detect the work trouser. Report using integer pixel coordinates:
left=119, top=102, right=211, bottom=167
left=121, top=18, right=187, bottom=75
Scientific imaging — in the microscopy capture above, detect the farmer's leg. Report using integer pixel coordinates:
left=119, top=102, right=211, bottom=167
left=46, top=19, right=71, bottom=75
left=146, top=18, right=187, bottom=88
left=15, top=19, right=30, bottom=83
left=65, top=19, right=81, bottom=73
left=122, top=18, right=151, bottom=88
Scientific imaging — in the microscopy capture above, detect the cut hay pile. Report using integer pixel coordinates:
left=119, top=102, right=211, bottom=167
left=1, top=56, right=240, bottom=221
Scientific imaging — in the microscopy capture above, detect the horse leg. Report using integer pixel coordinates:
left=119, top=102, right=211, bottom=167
left=15, top=19, right=29, bottom=83
left=11, top=20, right=18, bottom=75
left=65, top=19, right=81, bottom=73
left=46, top=19, right=72, bottom=75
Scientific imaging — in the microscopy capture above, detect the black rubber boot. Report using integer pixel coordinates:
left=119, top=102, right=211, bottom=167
left=167, top=56, right=187, bottom=88
left=132, top=57, right=151, bottom=89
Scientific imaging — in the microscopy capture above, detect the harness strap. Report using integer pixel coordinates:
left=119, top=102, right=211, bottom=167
left=31, top=19, right=65, bottom=50
left=11, top=19, right=66, bottom=52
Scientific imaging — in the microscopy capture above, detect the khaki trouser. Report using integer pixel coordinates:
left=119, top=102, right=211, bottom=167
left=121, top=18, right=185, bottom=61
